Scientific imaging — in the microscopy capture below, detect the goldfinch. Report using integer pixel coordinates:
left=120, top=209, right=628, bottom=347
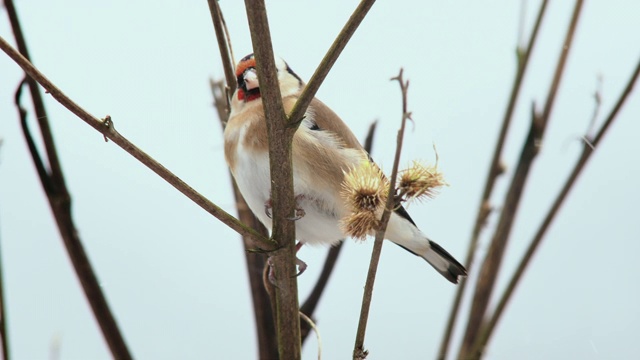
left=224, top=54, right=467, bottom=284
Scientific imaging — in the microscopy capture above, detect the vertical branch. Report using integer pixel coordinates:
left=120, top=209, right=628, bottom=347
left=4, top=2, right=133, bottom=358
left=210, top=80, right=278, bottom=359
left=0, top=223, right=8, bottom=360
left=437, top=1, right=549, bottom=358
left=207, top=1, right=279, bottom=355
left=458, top=1, right=584, bottom=358
left=353, top=70, right=410, bottom=359
left=472, top=56, right=640, bottom=357
left=206, top=0, right=236, bottom=96
left=244, top=1, right=301, bottom=358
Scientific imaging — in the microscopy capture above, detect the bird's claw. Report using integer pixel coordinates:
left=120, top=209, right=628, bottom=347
left=264, top=196, right=306, bottom=221
left=288, top=207, right=306, bottom=221
left=266, top=243, right=307, bottom=284
left=264, top=199, right=273, bottom=219
left=289, top=194, right=306, bottom=221
left=294, top=257, right=308, bottom=277
left=267, top=256, right=277, bottom=285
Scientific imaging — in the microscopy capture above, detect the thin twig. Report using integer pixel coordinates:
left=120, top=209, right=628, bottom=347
left=353, top=69, right=410, bottom=359
left=287, top=0, right=376, bottom=126
left=437, top=1, right=549, bottom=358
left=244, top=1, right=302, bottom=358
left=3, top=0, right=62, bottom=181
left=0, top=212, right=8, bottom=360
left=299, top=312, right=322, bottom=360
left=458, top=1, right=584, bottom=358
left=472, top=55, right=640, bottom=358
left=15, top=80, right=48, bottom=190
left=301, top=121, right=378, bottom=343
left=0, top=35, right=271, bottom=249
left=586, top=74, right=603, bottom=137
left=207, top=0, right=236, bottom=97
left=210, top=79, right=278, bottom=359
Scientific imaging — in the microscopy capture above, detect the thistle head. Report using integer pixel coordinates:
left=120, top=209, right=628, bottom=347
left=339, top=161, right=389, bottom=240
left=398, top=160, right=447, bottom=202
left=339, top=211, right=380, bottom=241
left=341, top=161, right=389, bottom=212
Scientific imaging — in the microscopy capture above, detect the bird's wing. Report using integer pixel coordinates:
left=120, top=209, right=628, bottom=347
left=294, top=96, right=419, bottom=227
left=303, top=97, right=365, bottom=151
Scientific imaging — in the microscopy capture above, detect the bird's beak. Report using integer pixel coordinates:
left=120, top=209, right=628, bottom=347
left=243, top=68, right=259, bottom=91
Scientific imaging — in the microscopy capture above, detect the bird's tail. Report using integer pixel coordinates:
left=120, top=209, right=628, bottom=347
left=393, top=239, right=467, bottom=284
left=386, top=209, right=467, bottom=284
left=421, top=240, right=467, bottom=284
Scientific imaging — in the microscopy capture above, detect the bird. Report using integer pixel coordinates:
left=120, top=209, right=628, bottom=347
left=223, top=53, right=467, bottom=284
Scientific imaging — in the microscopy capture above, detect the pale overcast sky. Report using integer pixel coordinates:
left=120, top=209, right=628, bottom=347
left=1, top=1, right=639, bottom=359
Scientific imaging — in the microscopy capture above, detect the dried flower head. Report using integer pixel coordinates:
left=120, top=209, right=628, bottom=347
left=398, top=160, right=447, bottom=202
left=341, top=161, right=389, bottom=212
left=339, top=161, right=390, bottom=241
left=339, top=210, right=380, bottom=241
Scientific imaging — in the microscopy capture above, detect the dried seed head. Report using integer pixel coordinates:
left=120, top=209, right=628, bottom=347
left=339, top=162, right=390, bottom=241
left=398, top=160, right=447, bottom=202
left=339, top=211, right=380, bottom=241
left=341, top=161, right=389, bottom=212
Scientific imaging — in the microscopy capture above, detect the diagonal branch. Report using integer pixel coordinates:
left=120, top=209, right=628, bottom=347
left=15, top=71, right=133, bottom=360
left=287, top=0, right=376, bottom=126
left=472, top=55, right=640, bottom=357
left=458, top=1, right=585, bottom=358
left=437, top=1, right=549, bottom=358
left=0, top=35, right=271, bottom=248
left=353, top=70, right=410, bottom=359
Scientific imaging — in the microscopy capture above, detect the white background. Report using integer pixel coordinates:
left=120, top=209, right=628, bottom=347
left=1, top=1, right=639, bottom=359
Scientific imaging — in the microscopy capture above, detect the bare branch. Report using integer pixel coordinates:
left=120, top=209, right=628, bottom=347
left=244, top=0, right=301, bottom=358
left=458, top=1, right=584, bottom=358
left=207, top=0, right=236, bottom=97
left=287, top=0, right=376, bottom=125
left=4, top=1, right=134, bottom=357
left=353, top=69, right=410, bottom=358
left=15, top=79, right=49, bottom=192
left=0, top=201, right=9, bottom=360
left=437, top=1, right=549, bottom=358
left=0, top=35, right=271, bottom=248
left=472, top=56, right=640, bottom=358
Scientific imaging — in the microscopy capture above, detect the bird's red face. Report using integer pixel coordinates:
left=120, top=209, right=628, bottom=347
left=236, top=55, right=261, bottom=102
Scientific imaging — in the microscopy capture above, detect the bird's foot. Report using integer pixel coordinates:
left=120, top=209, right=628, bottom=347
left=264, top=199, right=273, bottom=219
left=289, top=194, right=306, bottom=221
left=263, top=195, right=306, bottom=221
left=266, top=243, right=307, bottom=284
left=267, top=256, right=277, bottom=285
left=295, top=256, right=308, bottom=277
left=293, top=241, right=307, bottom=276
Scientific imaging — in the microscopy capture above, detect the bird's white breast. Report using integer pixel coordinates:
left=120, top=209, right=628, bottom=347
left=230, top=124, right=273, bottom=229
left=228, top=120, right=347, bottom=246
